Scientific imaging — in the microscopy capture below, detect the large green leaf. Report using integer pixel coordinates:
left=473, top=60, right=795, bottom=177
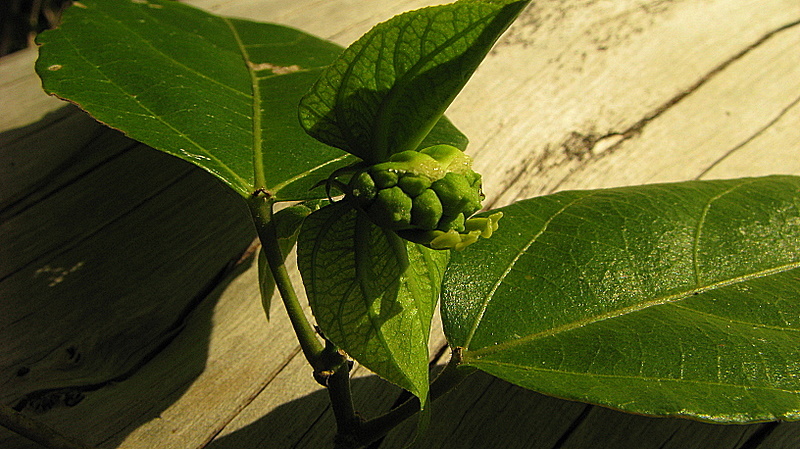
left=297, top=202, right=448, bottom=404
left=299, top=0, right=528, bottom=164
left=442, top=176, right=800, bottom=422
left=35, top=0, right=466, bottom=200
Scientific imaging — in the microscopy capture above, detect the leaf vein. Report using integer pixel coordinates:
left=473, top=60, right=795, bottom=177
left=97, top=6, right=251, bottom=99
left=223, top=17, right=264, bottom=191
left=467, top=261, right=800, bottom=357
left=463, top=194, right=595, bottom=349
left=669, top=303, right=800, bottom=333
left=467, top=360, right=800, bottom=393
left=692, top=179, right=761, bottom=285
left=60, top=12, right=250, bottom=192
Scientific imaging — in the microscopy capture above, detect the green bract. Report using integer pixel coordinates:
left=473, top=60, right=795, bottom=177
left=348, top=144, right=502, bottom=250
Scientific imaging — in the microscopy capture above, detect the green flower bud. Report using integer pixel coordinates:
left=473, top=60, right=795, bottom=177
left=411, top=189, right=443, bottom=230
left=431, top=229, right=480, bottom=251
left=368, top=186, right=412, bottom=228
left=465, top=170, right=482, bottom=188
left=344, top=144, right=499, bottom=250
left=397, top=174, right=432, bottom=197
left=465, top=212, right=503, bottom=238
left=371, top=168, right=398, bottom=189
left=350, top=171, right=377, bottom=204
left=419, top=144, right=472, bottom=175
left=437, top=213, right=465, bottom=233
left=398, top=212, right=502, bottom=251
left=430, top=173, right=482, bottom=217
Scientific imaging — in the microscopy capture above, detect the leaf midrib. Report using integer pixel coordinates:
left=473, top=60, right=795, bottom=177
left=372, top=6, right=496, bottom=157
left=465, top=259, right=800, bottom=358
left=467, top=359, right=800, bottom=393
left=307, top=205, right=418, bottom=393
left=62, top=4, right=252, bottom=193
left=224, top=17, right=263, bottom=192
left=355, top=216, right=420, bottom=393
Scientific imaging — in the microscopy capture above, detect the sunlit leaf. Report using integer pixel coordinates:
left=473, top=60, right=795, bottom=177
left=443, top=176, right=800, bottom=422
left=35, top=0, right=466, bottom=200
left=299, top=0, right=528, bottom=163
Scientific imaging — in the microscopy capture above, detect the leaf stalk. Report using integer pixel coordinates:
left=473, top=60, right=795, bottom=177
left=248, top=193, right=327, bottom=368
left=340, top=349, right=476, bottom=448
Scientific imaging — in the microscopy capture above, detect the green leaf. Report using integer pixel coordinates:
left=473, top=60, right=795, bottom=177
left=36, top=0, right=347, bottom=199
left=297, top=202, right=449, bottom=403
left=442, top=176, right=800, bottom=422
left=257, top=248, right=274, bottom=320
left=258, top=201, right=325, bottom=319
left=36, top=0, right=467, bottom=200
left=299, top=0, right=528, bottom=164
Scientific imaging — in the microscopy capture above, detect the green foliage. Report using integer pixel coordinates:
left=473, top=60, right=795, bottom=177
left=292, top=0, right=525, bottom=401
left=297, top=202, right=448, bottom=404
left=299, top=0, right=528, bottom=164
left=347, top=144, right=497, bottom=250
left=443, top=176, right=800, bottom=422
left=33, top=0, right=800, bottom=445
left=34, top=0, right=466, bottom=199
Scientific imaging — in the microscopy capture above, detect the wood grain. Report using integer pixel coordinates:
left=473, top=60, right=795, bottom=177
left=1, top=0, right=798, bottom=448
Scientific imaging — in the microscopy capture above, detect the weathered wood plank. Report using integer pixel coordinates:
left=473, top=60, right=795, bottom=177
left=552, top=17, right=800, bottom=193
left=459, top=0, right=800, bottom=202
left=0, top=49, right=109, bottom=210
left=1, top=0, right=799, bottom=448
left=0, top=48, right=70, bottom=133
left=756, top=422, right=800, bottom=449
left=207, top=0, right=800, bottom=448
left=0, top=109, right=256, bottom=448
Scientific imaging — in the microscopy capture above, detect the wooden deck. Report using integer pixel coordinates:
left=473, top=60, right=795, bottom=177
left=2, top=0, right=799, bottom=447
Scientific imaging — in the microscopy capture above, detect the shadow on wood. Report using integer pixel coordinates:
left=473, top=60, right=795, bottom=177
left=0, top=107, right=256, bottom=448
left=209, top=369, right=799, bottom=449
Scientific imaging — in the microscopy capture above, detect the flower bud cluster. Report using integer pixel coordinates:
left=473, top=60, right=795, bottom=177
left=348, top=144, right=501, bottom=250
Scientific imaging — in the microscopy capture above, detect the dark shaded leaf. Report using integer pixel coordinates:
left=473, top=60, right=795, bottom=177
left=297, top=202, right=448, bottom=403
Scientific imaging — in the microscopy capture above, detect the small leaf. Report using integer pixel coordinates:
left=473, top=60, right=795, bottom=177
left=297, top=202, right=448, bottom=404
left=299, top=0, right=529, bottom=163
left=257, top=247, right=274, bottom=320
left=258, top=201, right=324, bottom=319
left=442, top=176, right=800, bottom=422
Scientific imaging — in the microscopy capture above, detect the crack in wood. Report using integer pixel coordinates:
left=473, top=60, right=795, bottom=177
left=594, top=17, right=800, bottom=157
left=505, top=17, right=800, bottom=197
left=551, top=403, right=593, bottom=449
left=696, top=93, right=800, bottom=180
left=655, top=429, right=680, bottom=449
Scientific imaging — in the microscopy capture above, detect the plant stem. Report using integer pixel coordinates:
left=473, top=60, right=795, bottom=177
left=248, top=194, right=325, bottom=368
left=248, top=194, right=363, bottom=440
left=248, top=194, right=470, bottom=447
left=0, top=403, right=91, bottom=449
left=327, top=361, right=363, bottom=449
left=347, top=349, right=476, bottom=448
